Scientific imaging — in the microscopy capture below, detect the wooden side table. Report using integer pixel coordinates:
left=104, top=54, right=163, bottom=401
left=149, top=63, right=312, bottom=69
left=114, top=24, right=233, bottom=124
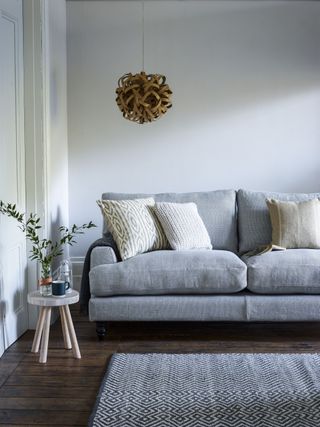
left=28, top=290, right=81, bottom=363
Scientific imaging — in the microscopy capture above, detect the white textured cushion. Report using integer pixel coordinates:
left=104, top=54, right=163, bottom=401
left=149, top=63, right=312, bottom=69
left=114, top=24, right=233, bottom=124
left=97, top=198, right=168, bottom=260
left=154, top=202, right=212, bottom=250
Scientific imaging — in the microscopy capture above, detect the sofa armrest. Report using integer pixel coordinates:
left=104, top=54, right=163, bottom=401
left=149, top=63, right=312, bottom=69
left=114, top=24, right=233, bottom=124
left=80, top=235, right=120, bottom=314
left=91, top=246, right=118, bottom=267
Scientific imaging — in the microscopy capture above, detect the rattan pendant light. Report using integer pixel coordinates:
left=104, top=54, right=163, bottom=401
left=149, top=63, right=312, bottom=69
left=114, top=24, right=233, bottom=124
left=115, top=2, right=172, bottom=124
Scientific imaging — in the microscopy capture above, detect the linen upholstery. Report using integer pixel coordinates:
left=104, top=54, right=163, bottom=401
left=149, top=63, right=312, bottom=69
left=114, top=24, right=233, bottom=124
left=83, top=188, right=320, bottom=326
left=237, top=189, right=320, bottom=254
left=97, top=198, right=168, bottom=260
left=89, top=293, right=320, bottom=322
left=245, top=294, right=320, bottom=321
left=102, top=190, right=238, bottom=252
left=154, top=202, right=212, bottom=250
left=243, top=249, right=320, bottom=294
left=89, top=250, right=247, bottom=297
left=89, top=294, right=247, bottom=321
left=91, top=246, right=117, bottom=268
left=266, top=198, right=320, bottom=249
left=80, top=235, right=120, bottom=314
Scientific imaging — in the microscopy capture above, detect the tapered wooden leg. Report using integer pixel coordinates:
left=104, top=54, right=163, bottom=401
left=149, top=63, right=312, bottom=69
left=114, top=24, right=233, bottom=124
left=31, top=307, right=45, bottom=353
left=63, top=305, right=81, bottom=359
left=59, top=306, right=71, bottom=349
left=39, top=307, right=51, bottom=364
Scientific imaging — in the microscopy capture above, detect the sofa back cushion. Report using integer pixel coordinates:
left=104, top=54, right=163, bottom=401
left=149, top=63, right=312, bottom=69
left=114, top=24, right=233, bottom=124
left=238, top=189, right=320, bottom=254
left=102, top=190, right=238, bottom=252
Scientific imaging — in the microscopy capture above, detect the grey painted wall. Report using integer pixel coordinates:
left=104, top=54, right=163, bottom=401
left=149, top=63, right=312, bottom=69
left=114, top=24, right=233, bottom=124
left=67, top=1, right=320, bottom=256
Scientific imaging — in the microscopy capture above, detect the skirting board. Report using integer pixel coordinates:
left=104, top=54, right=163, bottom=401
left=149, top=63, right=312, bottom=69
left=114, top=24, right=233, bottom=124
left=71, top=257, right=84, bottom=292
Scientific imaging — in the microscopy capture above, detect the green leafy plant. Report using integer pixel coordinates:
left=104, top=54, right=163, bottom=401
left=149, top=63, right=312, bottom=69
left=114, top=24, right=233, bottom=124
left=0, top=201, right=96, bottom=280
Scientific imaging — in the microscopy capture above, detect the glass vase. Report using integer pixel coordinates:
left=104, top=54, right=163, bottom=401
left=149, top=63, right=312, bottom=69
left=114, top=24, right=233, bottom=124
left=39, top=266, right=52, bottom=296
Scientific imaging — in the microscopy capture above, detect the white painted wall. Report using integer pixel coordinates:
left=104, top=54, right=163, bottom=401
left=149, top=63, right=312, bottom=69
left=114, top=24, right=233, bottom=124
left=45, top=0, right=69, bottom=270
left=67, top=1, right=320, bottom=257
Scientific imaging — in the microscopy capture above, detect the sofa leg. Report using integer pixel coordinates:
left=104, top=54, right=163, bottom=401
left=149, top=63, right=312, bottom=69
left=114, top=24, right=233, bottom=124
left=96, top=322, right=107, bottom=340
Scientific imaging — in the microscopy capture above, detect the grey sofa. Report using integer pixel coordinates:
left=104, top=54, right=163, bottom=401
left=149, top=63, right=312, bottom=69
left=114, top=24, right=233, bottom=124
left=86, top=189, right=320, bottom=339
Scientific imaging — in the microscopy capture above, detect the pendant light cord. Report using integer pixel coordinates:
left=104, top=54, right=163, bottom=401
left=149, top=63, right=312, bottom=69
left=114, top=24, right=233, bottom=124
left=142, top=1, right=145, bottom=71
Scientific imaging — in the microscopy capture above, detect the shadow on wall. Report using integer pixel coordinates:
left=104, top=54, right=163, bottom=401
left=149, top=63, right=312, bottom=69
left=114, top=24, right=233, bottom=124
left=49, top=206, right=69, bottom=276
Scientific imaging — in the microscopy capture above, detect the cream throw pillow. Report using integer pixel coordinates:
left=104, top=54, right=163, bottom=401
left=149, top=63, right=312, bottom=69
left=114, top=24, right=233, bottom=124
left=97, top=198, right=168, bottom=260
left=154, top=202, right=212, bottom=250
left=266, top=198, right=320, bottom=249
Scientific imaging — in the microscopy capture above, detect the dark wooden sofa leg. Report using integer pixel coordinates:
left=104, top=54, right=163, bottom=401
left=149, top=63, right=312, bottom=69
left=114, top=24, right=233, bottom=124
left=96, top=322, right=107, bottom=340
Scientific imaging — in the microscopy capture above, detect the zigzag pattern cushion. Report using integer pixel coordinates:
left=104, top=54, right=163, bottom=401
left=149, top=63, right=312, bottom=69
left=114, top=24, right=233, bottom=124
left=97, top=198, right=168, bottom=260
left=154, top=202, right=212, bottom=250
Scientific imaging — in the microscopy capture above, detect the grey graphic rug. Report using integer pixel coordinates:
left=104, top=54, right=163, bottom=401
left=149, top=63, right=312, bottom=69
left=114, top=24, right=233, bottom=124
left=89, top=353, right=320, bottom=426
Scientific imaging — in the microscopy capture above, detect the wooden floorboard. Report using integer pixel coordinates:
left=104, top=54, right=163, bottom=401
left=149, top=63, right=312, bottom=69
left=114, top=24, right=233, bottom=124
left=0, top=303, right=320, bottom=425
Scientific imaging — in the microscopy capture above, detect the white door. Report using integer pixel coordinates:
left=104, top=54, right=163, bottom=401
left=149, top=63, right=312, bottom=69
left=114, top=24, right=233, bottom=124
left=0, top=0, right=28, bottom=357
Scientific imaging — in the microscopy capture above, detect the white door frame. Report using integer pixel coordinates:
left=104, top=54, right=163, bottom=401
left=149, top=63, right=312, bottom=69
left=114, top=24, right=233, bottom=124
left=23, top=0, right=51, bottom=329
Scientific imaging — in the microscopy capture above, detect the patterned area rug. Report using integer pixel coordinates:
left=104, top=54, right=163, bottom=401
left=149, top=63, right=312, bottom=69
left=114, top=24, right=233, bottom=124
left=89, top=353, right=320, bottom=427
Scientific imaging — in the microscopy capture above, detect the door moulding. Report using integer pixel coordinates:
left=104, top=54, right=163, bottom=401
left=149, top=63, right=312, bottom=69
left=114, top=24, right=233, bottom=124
left=23, top=0, right=50, bottom=329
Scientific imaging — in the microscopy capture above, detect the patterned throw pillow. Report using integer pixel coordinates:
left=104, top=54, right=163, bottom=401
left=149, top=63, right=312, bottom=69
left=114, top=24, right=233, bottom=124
left=154, top=202, right=212, bottom=250
left=97, top=198, right=168, bottom=260
left=266, top=198, right=320, bottom=249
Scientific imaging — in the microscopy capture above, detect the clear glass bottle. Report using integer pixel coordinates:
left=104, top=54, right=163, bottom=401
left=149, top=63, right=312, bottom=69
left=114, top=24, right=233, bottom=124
left=39, top=265, right=52, bottom=296
left=58, top=259, right=72, bottom=293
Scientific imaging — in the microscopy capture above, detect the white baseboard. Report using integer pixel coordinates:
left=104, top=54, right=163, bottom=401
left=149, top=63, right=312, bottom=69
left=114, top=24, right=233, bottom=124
left=71, top=256, right=84, bottom=292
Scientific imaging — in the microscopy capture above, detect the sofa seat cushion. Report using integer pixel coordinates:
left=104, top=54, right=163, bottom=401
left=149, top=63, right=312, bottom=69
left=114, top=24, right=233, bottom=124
left=243, top=249, right=320, bottom=294
left=89, top=250, right=247, bottom=297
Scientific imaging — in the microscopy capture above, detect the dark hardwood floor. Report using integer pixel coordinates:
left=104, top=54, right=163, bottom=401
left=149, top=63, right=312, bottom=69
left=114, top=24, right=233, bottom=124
left=1, top=304, right=320, bottom=425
